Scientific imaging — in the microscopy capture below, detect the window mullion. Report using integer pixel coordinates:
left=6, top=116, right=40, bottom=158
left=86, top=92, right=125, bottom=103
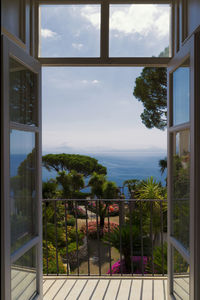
left=100, top=2, right=109, bottom=60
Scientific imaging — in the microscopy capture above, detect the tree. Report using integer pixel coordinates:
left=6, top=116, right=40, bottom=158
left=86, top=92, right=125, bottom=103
left=42, top=179, right=58, bottom=199
left=133, top=47, right=168, bottom=130
left=158, top=157, right=167, bottom=175
left=42, top=153, right=107, bottom=177
left=136, top=176, right=167, bottom=246
left=89, top=173, right=119, bottom=234
left=56, top=170, right=85, bottom=199
left=123, top=179, right=140, bottom=198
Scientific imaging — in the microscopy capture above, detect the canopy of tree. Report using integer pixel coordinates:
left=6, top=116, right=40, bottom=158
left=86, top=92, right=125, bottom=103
left=42, top=153, right=107, bottom=177
left=133, top=47, right=168, bottom=130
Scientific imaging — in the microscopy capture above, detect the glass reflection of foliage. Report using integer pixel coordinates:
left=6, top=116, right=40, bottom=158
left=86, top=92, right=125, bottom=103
left=173, top=248, right=189, bottom=274
left=173, top=130, right=190, bottom=251
left=173, top=248, right=189, bottom=300
left=10, top=58, right=37, bottom=126
left=10, top=149, right=37, bottom=252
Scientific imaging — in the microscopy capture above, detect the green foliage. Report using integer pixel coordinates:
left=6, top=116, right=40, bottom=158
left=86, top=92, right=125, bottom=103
left=43, top=241, right=66, bottom=274
left=103, top=181, right=119, bottom=199
left=158, top=157, right=167, bottom=175
left=104, top=224, right=151, bottom=272
left=123, top=179, right=140, bottom=198
left=45, top=223, right=66, bottom=248
left=66, top=215, right=76, bottom=226
left=42, top=153, right=107, bottom=177
left=42, top=179, right=58, bottom=199
left=149, top=242, right=168, bottom=274
left=136, top=176, right=165, bottom=200
left=149, top=242, right=188, bottom=275
left=56, top=170, right=85, bottom=198
left=133, top=48, right=168, bottom=130
left=88, top=172, right=106, bottom=198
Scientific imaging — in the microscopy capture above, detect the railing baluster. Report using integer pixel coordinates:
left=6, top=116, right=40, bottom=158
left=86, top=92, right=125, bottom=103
left=54, top=200, right=59, bottom=275
left=129, top=201, right=133, bottom=276
left=150, top=201, right=154, bottom=276
left=107, top=202, right=112, bottom=276
left=119, top=201, right=122, bottom=276
left=140, top=201, right=144, bottom=276
left=64, top=200, right=69, bottom=275
left=96, top=200, right=101, bottom=276
left=75, top=201, right=79, bottom=275
left=44, top=201, right=49, bottom=275
left=85, top=201, right=90, bottom=276
left=160, top=201, right=164, bottom=276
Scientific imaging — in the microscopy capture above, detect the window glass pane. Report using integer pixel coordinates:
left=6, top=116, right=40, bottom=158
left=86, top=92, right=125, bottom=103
left=11, top=247, right=37, bottom=300
left=172, top=129, right=190, bottom=251
left=173, top=59, right=190, bottom=125
left=10, top=58, right=37, bottom=126
left=109, top=4, right=170, bottom=57
left=173, top=248, right=189, bottom=300
left=40, top=5, right=100, bottom=57
left=10, top=130, right=37, bottom=253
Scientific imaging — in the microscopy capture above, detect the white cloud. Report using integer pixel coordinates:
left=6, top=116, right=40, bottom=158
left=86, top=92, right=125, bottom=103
left=80, top=5, right=101, bottom=29
left=81, top=79, right=100, bottom=85
left=72, top=43, right=83, bottom=50
left=92, top=80, right=100, bottom=84
left=41, top=28, right=58, bottom=38
left=81, top=80, right=88, bottom=84
left=81, top=4, right=169, bottom=37
left=110, top=5, right=169, bottom=37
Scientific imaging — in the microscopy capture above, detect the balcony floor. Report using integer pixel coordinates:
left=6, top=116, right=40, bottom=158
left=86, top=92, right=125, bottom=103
left=43, top=277, right=167, bottom=300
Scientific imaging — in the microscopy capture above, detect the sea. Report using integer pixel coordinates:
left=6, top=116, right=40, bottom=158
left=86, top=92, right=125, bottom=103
left=10, top=153, right=167, bottom=197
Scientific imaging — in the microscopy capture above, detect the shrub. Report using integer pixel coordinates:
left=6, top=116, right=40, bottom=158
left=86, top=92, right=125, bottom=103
left=66, top=214, right=75, bottom=226
left=80, top=221, right=119, bottom=239
left=88, top=202, right=119, bottom=216
left=76, top=206, right=88, bottom=219
left=107, top=256, right=148, bottom=275
left=103, top=224, right=151, bottom=272
left=43, top=241, right=66, bottom=274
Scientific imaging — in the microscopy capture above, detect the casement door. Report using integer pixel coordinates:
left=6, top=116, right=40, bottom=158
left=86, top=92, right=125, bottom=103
left=167, top=32, right=200, bottom=300
left=1, top=35, right=42, bottom=300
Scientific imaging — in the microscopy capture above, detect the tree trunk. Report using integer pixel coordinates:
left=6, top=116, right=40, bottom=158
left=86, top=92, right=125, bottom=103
left=100, top=216, right=105, bottom=237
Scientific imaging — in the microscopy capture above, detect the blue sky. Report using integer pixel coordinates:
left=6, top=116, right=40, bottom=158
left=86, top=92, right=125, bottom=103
left=41, top=4, right=169, bottom=155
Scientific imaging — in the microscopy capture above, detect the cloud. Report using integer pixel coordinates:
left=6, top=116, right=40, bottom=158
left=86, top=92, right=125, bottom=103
left=80, top=5, right=101, bottom=29
left=110, top=5, right=169, bottom=37
left=41, top=28, right=58, bottom=38
left=81, top=80, right=88, bottom=84
left=81, top=4, right=169, bottom=37
left=92, top=80, right=100, bottom=84
left=72, top=43, right=83, bottom=50
left=81, top=79, right=100, bottom=85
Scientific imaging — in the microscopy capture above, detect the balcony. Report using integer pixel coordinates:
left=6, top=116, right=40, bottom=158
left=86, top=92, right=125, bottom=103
left=42, top=198, right=169, bottom=299
left=43, top=277, right=168, bottom=299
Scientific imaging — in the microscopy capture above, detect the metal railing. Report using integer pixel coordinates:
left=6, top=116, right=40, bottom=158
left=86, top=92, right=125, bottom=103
left=42, top=198, right=167, bottom=277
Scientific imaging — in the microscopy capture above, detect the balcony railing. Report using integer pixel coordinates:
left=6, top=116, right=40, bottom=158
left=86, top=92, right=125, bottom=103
left=42, top=199, right=167, bottom=277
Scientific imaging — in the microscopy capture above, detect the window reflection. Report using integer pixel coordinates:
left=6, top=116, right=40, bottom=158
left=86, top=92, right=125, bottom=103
left=173, top=59, right=190, bottom=126
left=172, top=129, right=190, bottom=251
left=10, top=58, right=37, bottom=126
left=10, top=130, right=37, bottom=253
left=173, top=248, right=189, bottom=300
left=11, top=247, right=37, bottom=300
